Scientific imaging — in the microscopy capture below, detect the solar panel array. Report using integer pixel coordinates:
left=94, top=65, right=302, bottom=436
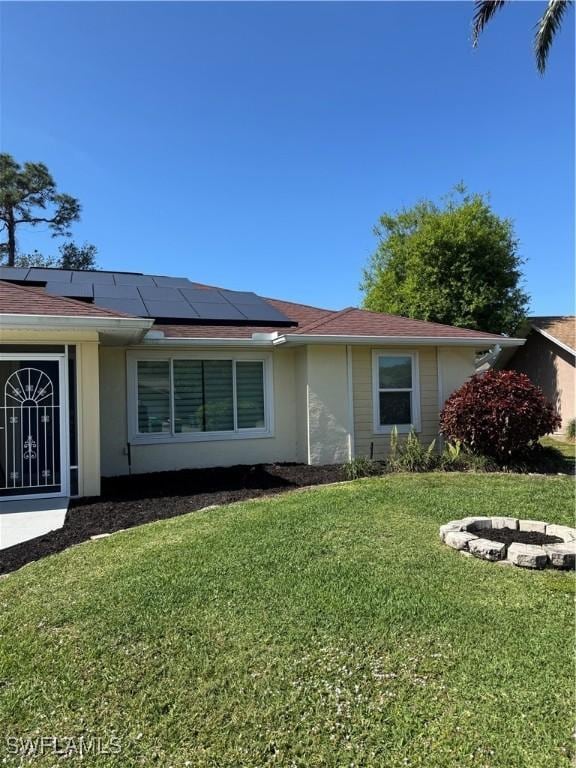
left=0, top=267, right=294, bottom=326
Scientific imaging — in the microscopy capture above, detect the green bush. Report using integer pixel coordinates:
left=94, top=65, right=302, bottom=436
left=388, top=427, right=438, bottom=472
left=438, top=441, right=496, bottom=472
left=343, top=457, right=381, bottom=480
left=566, top=419, right=576, bottom=441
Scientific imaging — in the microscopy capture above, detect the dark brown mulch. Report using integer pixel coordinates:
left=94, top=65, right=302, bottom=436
left=0, top=463, right=344, bottom=576
left=470, top=527, right=563, bottom=547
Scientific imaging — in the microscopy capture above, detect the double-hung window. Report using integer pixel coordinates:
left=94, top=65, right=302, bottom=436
left=372, top=351, right=420, bottom=433
left=131, top=355, right=270, bottom=442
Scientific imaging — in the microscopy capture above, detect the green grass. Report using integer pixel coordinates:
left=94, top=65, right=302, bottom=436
left=541, top=436, right=576, bottom=471
left=0, top=474, right=574, bottom=767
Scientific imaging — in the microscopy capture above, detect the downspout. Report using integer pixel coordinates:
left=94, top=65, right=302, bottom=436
left=346, top=344, right=355, bottom=460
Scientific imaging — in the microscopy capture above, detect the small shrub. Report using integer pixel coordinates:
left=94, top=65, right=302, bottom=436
left=388, top=427, right=438, bottom=472
left=439, top=442, right=496, bottom=472
left=566, top=418, right=576, bottom=441
left=440, top=370, right=561, bottom=462
left=343, top=457, right=380, bottom=480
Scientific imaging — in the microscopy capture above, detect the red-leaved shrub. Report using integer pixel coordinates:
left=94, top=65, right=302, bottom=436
left=440, top=370, right=560, bottom=462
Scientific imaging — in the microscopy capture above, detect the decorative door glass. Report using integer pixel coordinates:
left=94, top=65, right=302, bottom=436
left=0, top=361, right=62, bottom=497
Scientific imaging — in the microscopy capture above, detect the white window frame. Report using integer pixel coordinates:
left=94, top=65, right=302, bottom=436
left=127, top=350, right=274, bottom=444
left=372, top=350, right=421, bottom=434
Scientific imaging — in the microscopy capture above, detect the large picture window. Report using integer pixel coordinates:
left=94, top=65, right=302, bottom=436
left=372, top=351, right=420, bottom=433
left=132, top=355, right=270, bottom=442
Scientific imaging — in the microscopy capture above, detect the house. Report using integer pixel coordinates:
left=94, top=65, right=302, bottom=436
left=0, top=266, right=524, bottom=547
left=498, top=316, right=575, bottom=434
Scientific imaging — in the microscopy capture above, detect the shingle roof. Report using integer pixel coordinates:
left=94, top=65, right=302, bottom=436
left=293, top=306, right=506, bottom=340
left=155, top=298, right=335, bottom=338
left=532, top=316, right=576, bottom=353
left=0, top=272, right=508, bottom=342
left=0, top=280, right=136, bottom=319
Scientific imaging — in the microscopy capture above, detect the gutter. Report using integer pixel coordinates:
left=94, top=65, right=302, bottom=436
left=137, top=330, right=526, bottom=349
left=273, top=334, right=526, bottom=348
left=139, top=337, right=276, bottom=347
left=0, top=313, right=154, bottom=332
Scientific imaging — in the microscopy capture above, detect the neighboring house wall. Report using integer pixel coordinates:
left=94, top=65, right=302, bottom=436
left=507, top=331, right=575, bottom=432
left=351, top=345, right=476, bottom=459
left=99, top=345, right=301, bottom=476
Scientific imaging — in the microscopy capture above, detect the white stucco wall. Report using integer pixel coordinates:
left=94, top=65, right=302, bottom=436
left=438, top=347, right=477, bottom=406
left=99, top=345, right=301, bottom=476
left=306, top=345, right=351, bottom=465
left=99, top=341, right=478, bottom=477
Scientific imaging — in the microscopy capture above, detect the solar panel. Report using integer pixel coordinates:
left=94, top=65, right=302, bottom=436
left=94, top=297, right=148, bottom=316
left=142, top=300, right=199, bottom=319
left=45, top=282, right=94, bottom=299
left=186, top=302, right=246, bottom=320
left=232, top=302, right=290, bottom=322
left=71, top=270, right=115, bottom=284
left=151, top=275, right=194, bottom=288
left=0, top=265, right=295, bottom=325
left=220, top=290, right=263, bottom=306
left=0, top=267, right=30, bottom=281
left=113, top=273, right=156, bottom=286
left=180, top=288, right=230, bottom=304
left=93, top=284, right=141, bottom=299
left=28, top=268, right=72, bottom=283
left=138, top=285, right=183, bottom=301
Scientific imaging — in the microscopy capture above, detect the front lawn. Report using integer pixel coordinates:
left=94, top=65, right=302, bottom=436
left=0, top=474, right=573, bottom=767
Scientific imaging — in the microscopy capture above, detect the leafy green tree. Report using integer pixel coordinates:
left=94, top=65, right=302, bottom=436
left=58, top=241, right=97, bottom=270
left=11, top=242, right=98, bottom=270
left=0, top=154, right=81, bottom=266
left=361, top=187, right=528, bottom=336
left=472, top=0, right=572, bottom=73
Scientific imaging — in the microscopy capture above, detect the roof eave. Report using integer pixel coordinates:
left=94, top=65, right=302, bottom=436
left=0, top=313, right=154, bottom=344
left=531, top=325, right=576, bottom=356
left=274, top=334, right=525, bottom=348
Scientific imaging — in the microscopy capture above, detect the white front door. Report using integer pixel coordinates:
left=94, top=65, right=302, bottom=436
left=0, top=356, right=68, bottom=500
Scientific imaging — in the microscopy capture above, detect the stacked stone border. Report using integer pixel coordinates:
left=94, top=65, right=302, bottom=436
left=439, top=517, right=576, bottom=569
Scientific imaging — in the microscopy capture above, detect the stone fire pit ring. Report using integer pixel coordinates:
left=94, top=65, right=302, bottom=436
left=440, top=517, right=576, bottom=570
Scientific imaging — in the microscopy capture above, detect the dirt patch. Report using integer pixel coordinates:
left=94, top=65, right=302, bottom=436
left=0, top=463, right=344, bottom=576
left=471, top=527, right=563, bottom=547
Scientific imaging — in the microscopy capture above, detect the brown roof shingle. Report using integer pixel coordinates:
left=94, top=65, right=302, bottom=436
left=532, top=316, right=575, bottom=353
left=293, top=306, right=506, bottom=340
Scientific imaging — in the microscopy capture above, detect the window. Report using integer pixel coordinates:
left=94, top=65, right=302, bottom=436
left=372, top=352, right=420, bottom=433
left=132, top=355, right=270, bottom=442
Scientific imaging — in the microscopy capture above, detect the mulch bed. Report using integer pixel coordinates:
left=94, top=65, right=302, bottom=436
left=472, top=527, right=563, bottom=547
left=0, top=464, right=344, bottom=576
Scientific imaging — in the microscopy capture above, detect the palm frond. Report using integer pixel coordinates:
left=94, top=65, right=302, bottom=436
left=472, top=0, right=507, bottom=47
left=534, top=0, right=572, bottom=73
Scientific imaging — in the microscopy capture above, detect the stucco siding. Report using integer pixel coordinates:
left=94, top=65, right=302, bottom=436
left=438, top=348, right=477, bottom=405
left=306, top=345, right=350, bottom=464
left=507, top=331, right=575, bottom=432
left=99, top=345, right=301, bottom=476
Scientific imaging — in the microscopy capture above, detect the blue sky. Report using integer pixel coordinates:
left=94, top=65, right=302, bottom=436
left=1, top=1, right=574, bottom=314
